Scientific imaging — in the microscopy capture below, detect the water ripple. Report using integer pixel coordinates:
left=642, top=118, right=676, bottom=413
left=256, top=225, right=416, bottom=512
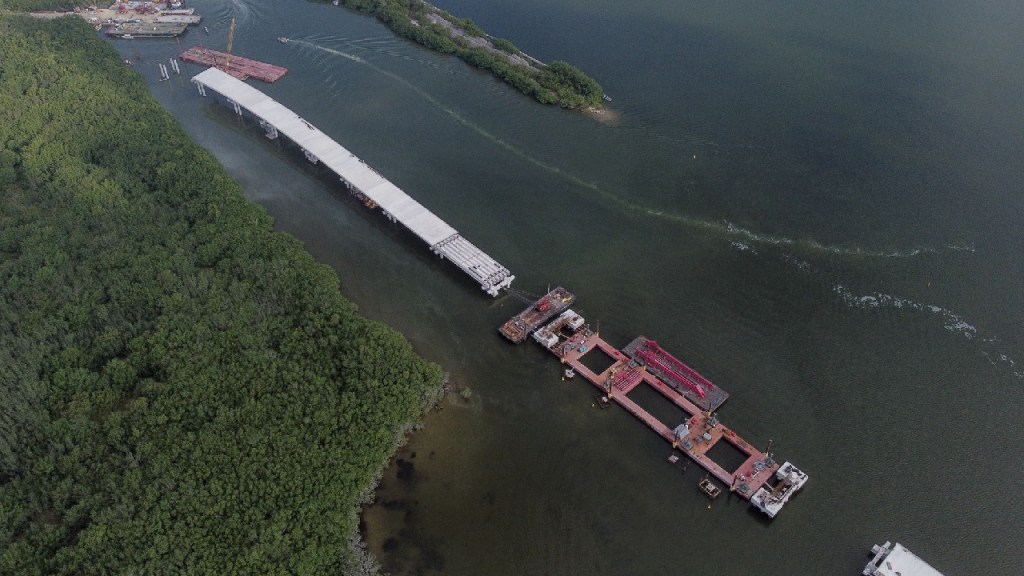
left=289, top=39, right=973, bottom=261
left=833, top=284, right=1022, bottom=380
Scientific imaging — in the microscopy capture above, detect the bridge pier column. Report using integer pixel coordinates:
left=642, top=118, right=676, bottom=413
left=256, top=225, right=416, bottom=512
left=302, top=149, right=318, bottom=164
left=227, top=98, right=242, bottom=116
left=259, top=119, right=278, bottom=140
left=194, top=80, right=206, bottom=97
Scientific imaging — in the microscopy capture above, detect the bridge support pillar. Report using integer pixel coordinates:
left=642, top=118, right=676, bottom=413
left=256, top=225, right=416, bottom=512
left=259, top=119, right=278, bottom=140
left=194, top=80, right=206, bottom=97
left=302, top=149, right=318, bottom=164
left=227, top=98, right=242, bottom=116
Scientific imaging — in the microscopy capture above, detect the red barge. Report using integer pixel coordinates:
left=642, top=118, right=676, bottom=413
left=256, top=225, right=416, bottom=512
left=180, top=47, right=287, bottom=83
left=500, top=290, right=808, bottom=518
left=498, top=287, right=574, bottom=343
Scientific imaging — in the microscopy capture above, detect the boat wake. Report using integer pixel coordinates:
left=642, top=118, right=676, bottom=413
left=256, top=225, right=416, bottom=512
left=292, top=39, right=972, bottom=262
left=833, top=284, right=1022, bottom=380
left=304, top=34, right=451, bottom=72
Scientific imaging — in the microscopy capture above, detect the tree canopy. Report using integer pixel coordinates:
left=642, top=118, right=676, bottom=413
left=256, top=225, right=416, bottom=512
left=0, top=14, right=443, bottom=575
left=337, top=0, right=605, bottom=109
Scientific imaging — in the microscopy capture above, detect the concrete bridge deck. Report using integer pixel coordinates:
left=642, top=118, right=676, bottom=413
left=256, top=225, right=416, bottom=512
left=191, top=67, right=514, bottom=296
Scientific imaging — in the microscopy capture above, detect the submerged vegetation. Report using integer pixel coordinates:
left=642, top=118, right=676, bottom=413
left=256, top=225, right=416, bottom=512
left=0, top=14, right=443, bottom=574
left=335, top=0, right=605, bottom=109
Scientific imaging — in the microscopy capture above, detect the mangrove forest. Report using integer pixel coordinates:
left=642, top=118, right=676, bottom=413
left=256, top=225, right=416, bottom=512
left=0, top=13, right=444, bottom=574
left=335, top=0, right=605, bottom=109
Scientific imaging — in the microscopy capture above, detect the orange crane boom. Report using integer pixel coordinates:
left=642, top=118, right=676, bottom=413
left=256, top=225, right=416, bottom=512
left=224, top=17, right=235, bottom=71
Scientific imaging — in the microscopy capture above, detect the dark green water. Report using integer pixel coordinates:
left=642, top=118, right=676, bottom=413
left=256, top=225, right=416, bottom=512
left=121, top=1, right=1021, bottom=573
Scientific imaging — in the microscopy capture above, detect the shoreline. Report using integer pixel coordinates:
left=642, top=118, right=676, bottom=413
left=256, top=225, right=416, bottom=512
left=0, top=13, right=448, bottom=574
left=333, top=0, right=606, bottom=110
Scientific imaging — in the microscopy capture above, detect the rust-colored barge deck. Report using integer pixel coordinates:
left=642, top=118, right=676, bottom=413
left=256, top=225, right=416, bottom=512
left=556, top=329, right=779, bottom=499
left=180, top=47, right=287, bottom=82
left=499, top=287, right=574, bottom=343
left=622, top=336, right=729, bottom=412
left=501, top=291, right=810, bottom=517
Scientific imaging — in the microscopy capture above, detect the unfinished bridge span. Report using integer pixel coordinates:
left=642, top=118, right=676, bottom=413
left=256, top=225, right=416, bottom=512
left=191, top=67, right=514, bottom=296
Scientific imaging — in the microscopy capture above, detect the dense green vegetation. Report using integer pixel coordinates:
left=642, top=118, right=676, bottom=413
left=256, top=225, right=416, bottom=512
left=335, top=0, right=605, bottom=109
left=0, top=0, right=76, bottom=10
left=0, top=14, right=444, bottom=574
left=0, top=0, right=604, bottom=108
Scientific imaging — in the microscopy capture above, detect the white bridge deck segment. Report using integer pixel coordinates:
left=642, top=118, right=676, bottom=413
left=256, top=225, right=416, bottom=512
left=192, top=67, right=514, bottom=296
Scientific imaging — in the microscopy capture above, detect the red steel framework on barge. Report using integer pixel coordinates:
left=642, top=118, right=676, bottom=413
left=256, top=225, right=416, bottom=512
left=499, top=290, right=809, bottom=517
left=180, top=47, right=287, bottom=83
left=622, top=337, right=729, bottom=412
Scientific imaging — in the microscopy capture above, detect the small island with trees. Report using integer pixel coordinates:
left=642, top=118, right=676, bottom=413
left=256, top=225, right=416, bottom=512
left=335, top=0, right=606, bottom=109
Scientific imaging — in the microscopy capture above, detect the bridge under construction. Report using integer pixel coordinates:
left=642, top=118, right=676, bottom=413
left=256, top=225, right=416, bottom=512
left=191, top=67, right=514, bottom=296
left=190, top=64, right=809, bottom=520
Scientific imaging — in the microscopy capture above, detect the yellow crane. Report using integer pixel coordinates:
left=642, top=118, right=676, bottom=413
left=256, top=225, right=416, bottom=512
left=224, top=17, right=235, bottom=72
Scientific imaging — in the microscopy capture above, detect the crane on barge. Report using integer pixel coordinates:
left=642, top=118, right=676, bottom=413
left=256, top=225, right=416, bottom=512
left=224, top=17, right=235, bottom=72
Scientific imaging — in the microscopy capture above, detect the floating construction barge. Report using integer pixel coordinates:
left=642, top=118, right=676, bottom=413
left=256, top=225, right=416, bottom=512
left=156, top=15, right=202, bottom=25
left=863, top=541, right=945, bottom=576
left=180, top=47, right=288, bottom=83
left=503, top=293, right=808, bottom=518
left=107, top=22, right=187, bottom=38
left=623, top=336, right=729, bottom=412
left=499, top=287, right=575, bottom=343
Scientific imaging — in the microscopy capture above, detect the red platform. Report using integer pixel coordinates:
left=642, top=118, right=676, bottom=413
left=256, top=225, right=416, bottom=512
left=556, top=331, right=780, bottom=499
left=180, top=47, right=287, bottom=83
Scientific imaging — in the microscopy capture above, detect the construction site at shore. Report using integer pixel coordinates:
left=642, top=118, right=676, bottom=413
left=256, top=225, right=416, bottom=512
left=32, top=2, right=201, bottom=38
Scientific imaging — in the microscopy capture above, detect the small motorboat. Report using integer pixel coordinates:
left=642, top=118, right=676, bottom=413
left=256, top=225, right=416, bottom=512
left=698, top=476, right=721, bottom=500
left=277, top=36, right=289, bottom=44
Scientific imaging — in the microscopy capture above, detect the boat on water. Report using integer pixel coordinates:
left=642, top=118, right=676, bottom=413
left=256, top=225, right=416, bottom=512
left=698, top=476, right=721, bottom=499
left=499, top=287, right=575, bottom=343
left=122, top=34, right=133, bottom=39
left=750, top=462, right=808, bottom=518
left=863, top=541, right=945, bottom=576
left=277, top=36, right=288, bottom=43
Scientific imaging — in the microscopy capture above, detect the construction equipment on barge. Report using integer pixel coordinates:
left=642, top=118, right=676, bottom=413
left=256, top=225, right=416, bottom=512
left=750, top=461, right=808, bottom=517
left=499, top=287, right=575, bottom=343
left=863, top=541, right=945, bottom=576
left=107, top=22, right=187, bottom=38
left=505, top=297, right=809, bottom=518
left=622, top=337, right=729, bottom=412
